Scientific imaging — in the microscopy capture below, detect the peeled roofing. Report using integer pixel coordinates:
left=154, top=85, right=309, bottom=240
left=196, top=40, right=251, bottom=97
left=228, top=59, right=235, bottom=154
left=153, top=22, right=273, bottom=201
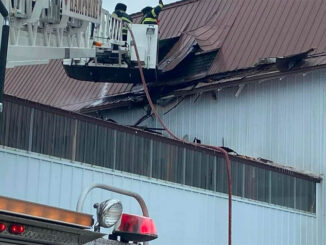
left=155, top=0, right=326, bottom=74
left=5, top=0, right=326, bottom=110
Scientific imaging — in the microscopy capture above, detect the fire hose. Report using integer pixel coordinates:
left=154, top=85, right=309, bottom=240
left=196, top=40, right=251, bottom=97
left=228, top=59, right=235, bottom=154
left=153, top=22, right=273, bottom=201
left=128, top=26, right=232, bottom=245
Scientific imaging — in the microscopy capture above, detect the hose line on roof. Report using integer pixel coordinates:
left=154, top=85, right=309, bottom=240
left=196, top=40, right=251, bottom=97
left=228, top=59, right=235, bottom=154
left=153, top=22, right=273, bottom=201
left=127, top=25, right=232, bottom=245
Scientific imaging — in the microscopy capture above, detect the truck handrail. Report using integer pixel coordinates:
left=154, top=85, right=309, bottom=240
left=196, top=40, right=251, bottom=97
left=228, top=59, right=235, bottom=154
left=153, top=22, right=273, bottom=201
left=76, top=183, right=149, bottom=217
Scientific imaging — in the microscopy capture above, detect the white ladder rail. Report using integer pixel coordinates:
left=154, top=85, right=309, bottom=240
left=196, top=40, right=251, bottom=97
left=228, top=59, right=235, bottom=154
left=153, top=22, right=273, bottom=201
left=1, top=0, right=112, bottom=67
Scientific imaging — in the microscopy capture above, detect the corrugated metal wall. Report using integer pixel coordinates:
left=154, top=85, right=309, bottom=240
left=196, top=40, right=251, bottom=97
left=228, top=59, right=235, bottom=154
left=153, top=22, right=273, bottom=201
left=0, top=148, right=319, bottom=245
left=104, top=68, right=326, bottom=244
left=2, top=96, right=317, bottom=214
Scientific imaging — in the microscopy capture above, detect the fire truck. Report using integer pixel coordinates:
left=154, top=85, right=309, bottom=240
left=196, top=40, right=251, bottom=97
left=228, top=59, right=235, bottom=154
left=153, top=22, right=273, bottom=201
left=0, top=1, right=158, bottom=244
left=0, top=184, right=158, bottom=245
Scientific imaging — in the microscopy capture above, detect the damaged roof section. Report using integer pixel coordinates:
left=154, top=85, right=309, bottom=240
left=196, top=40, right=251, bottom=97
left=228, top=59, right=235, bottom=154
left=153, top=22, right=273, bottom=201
left=93, top=0, right=326, bottom=111
left=159, top=34, right=197, bottom=72
left=5, top=0, right=326, bottom=112
left=158, top=0, right=326, bottom=75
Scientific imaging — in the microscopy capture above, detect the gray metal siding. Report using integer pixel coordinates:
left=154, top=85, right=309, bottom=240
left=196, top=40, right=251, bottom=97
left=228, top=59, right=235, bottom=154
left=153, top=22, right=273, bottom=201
left=0, top=148, right=318, bottom=245
left=104, top=68, right=326, bottom=244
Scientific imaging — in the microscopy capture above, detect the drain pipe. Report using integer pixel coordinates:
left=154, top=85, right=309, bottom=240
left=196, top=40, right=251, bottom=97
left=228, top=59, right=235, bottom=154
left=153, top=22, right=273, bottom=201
left=0, top=1, right=9, bottom=113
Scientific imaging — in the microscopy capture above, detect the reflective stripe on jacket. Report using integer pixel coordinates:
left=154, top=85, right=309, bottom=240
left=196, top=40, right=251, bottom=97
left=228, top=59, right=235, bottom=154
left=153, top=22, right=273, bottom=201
left=112, top=10, right=133, bottom=36
left=141, top=4, right=163, bottom=24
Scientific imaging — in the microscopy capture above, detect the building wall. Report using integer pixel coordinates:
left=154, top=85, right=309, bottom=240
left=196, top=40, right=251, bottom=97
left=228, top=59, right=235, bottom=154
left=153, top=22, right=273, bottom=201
left=0, top=147, right=319, bottom=245
left=104, top=68, right=326, bottom=244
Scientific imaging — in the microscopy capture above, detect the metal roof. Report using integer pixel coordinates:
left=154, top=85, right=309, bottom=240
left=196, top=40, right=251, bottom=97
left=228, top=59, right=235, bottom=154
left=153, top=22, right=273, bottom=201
left=4, top=60, right=133, bottom=111
left=156, top=0, right=326, bottom=74
left=5, top=0, right=326, bottom=111
left=208, top=0, right=326, bottom=74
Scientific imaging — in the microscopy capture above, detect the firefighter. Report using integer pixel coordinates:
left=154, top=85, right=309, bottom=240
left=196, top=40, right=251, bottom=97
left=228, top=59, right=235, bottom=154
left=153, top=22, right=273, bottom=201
left=112, top=3, right=133, bottom=41
left=141, top=0, right=164, bottom=25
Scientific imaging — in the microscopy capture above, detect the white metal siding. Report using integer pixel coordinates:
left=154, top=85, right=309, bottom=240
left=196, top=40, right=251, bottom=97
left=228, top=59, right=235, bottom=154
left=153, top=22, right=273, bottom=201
left=0, top=148, right=319, bottom=245
left=106, top=71, right=326, bottom=174
left=104, top=68, right=326, bottom=244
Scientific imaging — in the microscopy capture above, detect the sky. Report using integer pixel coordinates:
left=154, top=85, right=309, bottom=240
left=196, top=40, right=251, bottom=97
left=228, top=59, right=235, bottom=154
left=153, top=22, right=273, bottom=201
left=102, top=0, right=181, bottom=14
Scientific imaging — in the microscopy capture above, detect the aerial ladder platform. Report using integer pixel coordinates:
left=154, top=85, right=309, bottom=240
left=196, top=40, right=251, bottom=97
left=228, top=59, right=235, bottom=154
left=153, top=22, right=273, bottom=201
left=0, top=0, right=159, bottom=84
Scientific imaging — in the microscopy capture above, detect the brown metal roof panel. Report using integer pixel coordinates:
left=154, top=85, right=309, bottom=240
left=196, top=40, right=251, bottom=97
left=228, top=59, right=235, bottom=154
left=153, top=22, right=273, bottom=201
left=10, top=66, right=33, bottom=96
left=185, top=1, right=209, bottom=32
left=47, top=74, right=73, bottom=106
left=112, top=83, right=124, bottom=95
left=277, top=1, right=311, bottom=56
left=270, top=0, right=301, bottom=56
left=314, top=16, right=326, bottom=52
left=159, top=1, right=199, bottom=39
left=106, top=83, right=116, bottom=96
left=235, top=0, right=281, bottom=69
left=265, top=0, right=319, bottom=59
left=174, top=2, right=199, bottom=36
left=288, top=1, right=322, bottom=55
left=194, top=1, right=241, bottom=52
left=46, top=72, right=79, bottom=105
left=245, top=0, right=287, bottom=65
left=208, top=1, right=249, bottom=73
left=208, top=0, right=232, bottom=25
left=34, top=62, right=64, bottom=104
left=225, top=0, right=270, bottom=71
left=159, top=8, right=178, bottom=39
left=179, top=2, right=199, bottom=35
left=209, top=0, right=256, bottom=73
left=37, top=62, right=63, bottom=103
left=165, top=5, right=190, bottom=38
left=175, top=3, right=194, bottom=30
left=76, top=83, right=101, bottom=104
left=305, top=3, right=326, bottom=51
left=208, top=0, right=326, bottom=74
left=200, top=0, right=221, bottom=25
left=119, top=84, right=133, bottom=94
left=16, top=65, right=43, bottom=100
left=74, top=84, right=96, bottom=105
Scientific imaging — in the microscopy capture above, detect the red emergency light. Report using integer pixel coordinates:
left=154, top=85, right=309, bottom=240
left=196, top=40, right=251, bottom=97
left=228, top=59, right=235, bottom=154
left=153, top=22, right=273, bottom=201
left=113, top=213, right=158, bottom=242
left=9, top=224, right=24, bottom=235
left=0, top=223, right=6, bottom=232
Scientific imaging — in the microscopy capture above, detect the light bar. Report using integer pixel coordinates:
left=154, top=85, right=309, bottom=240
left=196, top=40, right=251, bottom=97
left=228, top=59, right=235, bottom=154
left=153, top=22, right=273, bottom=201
left=0, top=196, right=93, bottom=228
